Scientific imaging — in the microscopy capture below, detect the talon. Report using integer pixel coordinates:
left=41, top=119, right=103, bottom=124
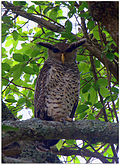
left=59, top=118, right=66, bottom=125
left=66, top=117, right=73, bottom=122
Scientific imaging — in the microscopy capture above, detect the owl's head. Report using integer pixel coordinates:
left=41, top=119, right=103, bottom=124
left=37, top=38, right=86, bottom=64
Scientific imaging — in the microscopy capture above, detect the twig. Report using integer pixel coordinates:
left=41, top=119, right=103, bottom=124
left=2, top=77, right=34, bottom=92
left=52, top=147, right=110, bottom=163
left=106, top=69, right=119, bottom=123
left=34, top=9, right=64, bottom=28
left=90, top=55, right=108, bottom=121
left=111, top=144, right=119, bottom=163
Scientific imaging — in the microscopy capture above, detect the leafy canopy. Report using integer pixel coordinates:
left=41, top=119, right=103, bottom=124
left=2, top=1, right=118, bottom=163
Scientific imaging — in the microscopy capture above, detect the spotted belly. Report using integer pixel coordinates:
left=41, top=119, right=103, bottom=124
left=45, top=72, right=79, bottom=121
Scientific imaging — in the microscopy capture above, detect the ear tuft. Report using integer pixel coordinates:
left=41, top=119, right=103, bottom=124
left=66, top=38, right=86, bottom=52
left=37, top=42, right=56, bottom=50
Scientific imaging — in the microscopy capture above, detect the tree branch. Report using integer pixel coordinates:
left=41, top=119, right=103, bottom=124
left=2, top=1, right=65, bottom=33
left=2, top=118, right=118, bottom=148
left=2, top=77, right=34, bottom=92
left=52, top=147, right=115, bottom=163
left=84, top=42, right=118, bottom=82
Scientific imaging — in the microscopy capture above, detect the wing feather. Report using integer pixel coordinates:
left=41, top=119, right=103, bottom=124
left=34, top=62, right=52, bottom=120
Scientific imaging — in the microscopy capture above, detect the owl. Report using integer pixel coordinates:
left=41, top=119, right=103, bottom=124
left=34, top=38, right=86, bottom=150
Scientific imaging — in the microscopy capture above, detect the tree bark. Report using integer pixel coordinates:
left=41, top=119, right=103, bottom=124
left=2, top=101, right=61, bottom=163
left=2, top=1, right=64, bottom=33
left=88, top=2, right=119, bottom=46
left=3, top=118, right=118, bottom=148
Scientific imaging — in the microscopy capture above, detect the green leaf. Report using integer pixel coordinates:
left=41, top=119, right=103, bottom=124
left=23, top=66, right=35, bottom=74
left=82, top=83, right=91, bottom=93
left=26, top=100, right=32, bottom=107
left=114, top=52, right=119, bottom=58
left=10, top=47, right=14, bottom=54
left=44, top=32, right=54, bottom=38
left=78, top=4, right=85, bottom=12
left=27, top=5, right=35, bottom=13
left=61, top=31, right=76, bottom=41
left=13, top=53, right=24, bottom=62
left=87, top=114, right=95, bottom=120
left=77, top=104, right=89, bottom=113
left=95, top=59, right=100, bottom=68
left=56, top=140, right=63, bottom=151
left=23, top=44, right=40, bottom=57
left=106, top=52, right=115, bottom=61
left=74, top=157, right=80, bottom=163
left=2, top=78, right=8, bottom=86
left=49, top=8, right=58, bottom=21
left=111, top=87, right=119, bottom=93
left=78, top=62, right=90, bottom=73
left=5, top=99, right=17, bottom=103
left=13, top=1, right=26, bottom=6
left=43, top=7, right=52, bottom=15
left=87, top=21, right=95, bottom=30
left=66, top=140, right=76, bottom=145
left=17, top=115, right=23, bottom=120
left=5, top=88, right=10, bottom=96
left=79, top=112, right=87, bottom=119
left=65, top=20, right=72, bottom=33
left=89, top=87, right=97, bottom=105
left=23, top=54, right=29, bottom=61
left=68, top=8, right=76, bottom=18
left=94, top=102, right=103, bottom=109
left=97, top=78, right=108, bottom=87
left=13, top=30, right=19, bottom=41
left=2, top=24, right=9, bottom=36
left=2, top=16, right=13, bottom=25
left=79, top=11, right=90, bottom=19
left=5, top=39, right=13, bottom=47
left=57, top=16, right=67, bottom=20
left=100, top=87, right=110, bottom=98
left=12, top=64, right=23, bottom=80
left=17, top=98, right=26, bottom=106
left=92, top=25, right=100, bottom=40
left=78, top=2, right=88, bottom=12
left=33, top=64, right=39, bottom=72
left=2, top=36, right=6, bottom=43
left=2, top=63, right=10, bottom=72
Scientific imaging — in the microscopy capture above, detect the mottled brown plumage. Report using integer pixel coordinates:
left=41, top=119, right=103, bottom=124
left=34, top=39, right=86, bottom=149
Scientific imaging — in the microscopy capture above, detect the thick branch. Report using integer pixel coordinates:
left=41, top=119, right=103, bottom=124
left=2, top=101, right=16, bottom=121
left=88, top=2, right=119, bottom=46
left=84, top=42, right=118, bottom=82
left=2, top=119, right=118, bottom=148
left=2, top=1, right=64, bottom=33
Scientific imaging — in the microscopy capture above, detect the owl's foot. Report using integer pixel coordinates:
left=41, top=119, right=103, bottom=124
left=59, top=117, right=73, bottom=125
left=60, top=117, right=73, bottom=122
left=66, top=117, right=73, bottom=122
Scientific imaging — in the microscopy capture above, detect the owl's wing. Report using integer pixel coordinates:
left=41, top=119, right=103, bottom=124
left=34, top=62, right=59, bottom=149
left=34, top=62, right=53, bottom=120
left=69, top=100, right=78, bottom=119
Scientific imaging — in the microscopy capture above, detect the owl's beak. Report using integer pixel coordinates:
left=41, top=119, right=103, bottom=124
left=61, top=53, right=65, bottom=64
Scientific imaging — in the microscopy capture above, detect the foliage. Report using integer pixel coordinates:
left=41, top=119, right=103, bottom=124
left=2, top=1, right=119, bottom=163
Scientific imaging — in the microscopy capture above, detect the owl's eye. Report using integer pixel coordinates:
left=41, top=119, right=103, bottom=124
left=53, top=48, right=60, bottom=53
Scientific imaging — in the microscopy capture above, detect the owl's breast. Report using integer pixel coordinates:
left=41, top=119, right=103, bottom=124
left=45, top=64, right=80, bottom=121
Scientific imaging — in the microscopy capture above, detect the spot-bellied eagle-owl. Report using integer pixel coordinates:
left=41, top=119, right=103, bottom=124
left=34, top=38, right=86, bottom=150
